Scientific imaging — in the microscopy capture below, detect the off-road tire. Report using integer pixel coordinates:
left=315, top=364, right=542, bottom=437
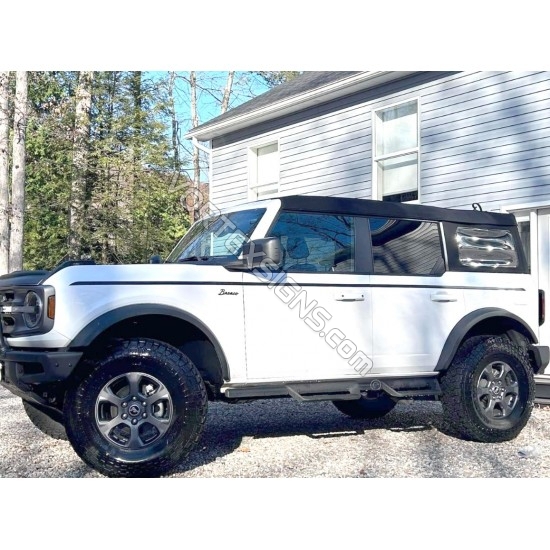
left=22, top=400, right=68, bottom=441
left=333, top=393, right=397, bottom=419
left=64, top=338, right=208, bottom=477
left=441, top=335, right=535, bottom=442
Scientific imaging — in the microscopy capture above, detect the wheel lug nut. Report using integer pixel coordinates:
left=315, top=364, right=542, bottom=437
left=142, top=402, right=146, bottom=406
left=122, top=402, right=127, bottom=408
left=132, top=396, right=137, bottom=401
left=142, top=413, right=147, bottom=418
left=132, top=419, right=138, bottom=425
left=122, top=413, right=128, bottom=419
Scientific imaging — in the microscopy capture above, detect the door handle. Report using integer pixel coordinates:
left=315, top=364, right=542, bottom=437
left=334, top=291, right=365, bottom=301
left=430, top=292, right=458, bottom=302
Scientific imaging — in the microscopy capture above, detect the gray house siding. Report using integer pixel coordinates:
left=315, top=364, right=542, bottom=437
left=209, top=71, right=550, bottom=213
left=421, top=71, right=550, bottom=210
left=210, top=72, right=444, bottom=208
left=210, top=99, right=376, bottom=207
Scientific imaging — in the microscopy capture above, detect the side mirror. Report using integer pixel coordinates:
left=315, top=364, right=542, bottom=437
left=243, top=237, right=282, bottom=268
left=149, top=255, right=162, bottom=264
left=225, top=237, right=282, bottom=271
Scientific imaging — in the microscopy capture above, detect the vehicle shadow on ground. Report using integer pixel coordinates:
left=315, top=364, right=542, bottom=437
left=174, top=399, right=444, bottom=475
left=1, top=394, right=463, bottom=478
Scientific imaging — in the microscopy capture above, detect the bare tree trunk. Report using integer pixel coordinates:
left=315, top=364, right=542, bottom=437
left=0, top=72, right=10, bottom=274
left=104, top=72, right=118, bottom=263
left=131, top=70, right=142, bottom=172
left=130, top=71, right=146, bottom=258
left=167, top=71, right=180, bottom=174
left=69, top=71, right=93, bottom=258
left=8, top=71, right=28, bottom=272
left=190, top=71, right=200, bottom=223
left=221, top=71, right=234, bottom=114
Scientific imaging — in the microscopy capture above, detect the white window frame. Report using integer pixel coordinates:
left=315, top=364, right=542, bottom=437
left=372, top=98, right=420, bottom=204
left=507, top=206, right=540, bottom=279
left=248, top=138, right=280, bottom=200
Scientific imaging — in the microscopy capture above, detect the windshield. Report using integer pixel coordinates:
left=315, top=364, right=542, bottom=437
left=166, top=208, right=266, bottom=263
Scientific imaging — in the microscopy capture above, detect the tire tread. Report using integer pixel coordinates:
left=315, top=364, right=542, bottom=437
left=22, top=400, right=68, bottom=441
left=441, top=336, right=535, bottom=443
left=65, top=338, right=208, bottom=477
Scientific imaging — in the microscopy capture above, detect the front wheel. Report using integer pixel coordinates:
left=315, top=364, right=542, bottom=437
left=441, top=336, right=535, bottom=442
left=64, top=339, right=208, bottom=477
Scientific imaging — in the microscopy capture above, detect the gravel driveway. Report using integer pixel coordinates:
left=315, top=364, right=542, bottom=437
left=1, top=386, right=549, bottom=477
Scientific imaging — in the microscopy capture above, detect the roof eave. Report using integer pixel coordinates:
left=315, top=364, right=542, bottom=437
left=185, top=71, right=418, bottom=142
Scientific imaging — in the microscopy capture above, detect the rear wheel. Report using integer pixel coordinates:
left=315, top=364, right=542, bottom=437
left=333, top=393, right=397, bottom=419
left=22, top=400, right=67, bottom=441
left=64, top=338, right=208, bottom=477
left=441, top=336, right=535, bottom=442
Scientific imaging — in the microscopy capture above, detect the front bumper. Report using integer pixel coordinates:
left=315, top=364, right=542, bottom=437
left=0, top=327, right=82, bottom=396
left=0, top=349, right=82, bottom=385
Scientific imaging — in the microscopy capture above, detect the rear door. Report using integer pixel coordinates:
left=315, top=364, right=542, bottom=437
left=369, top=217, right=465, bottom=374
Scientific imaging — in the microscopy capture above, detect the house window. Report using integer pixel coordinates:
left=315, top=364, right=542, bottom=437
left=374, top=100, right=419, bottom=203
left=249, top=142, right=279, bottom=199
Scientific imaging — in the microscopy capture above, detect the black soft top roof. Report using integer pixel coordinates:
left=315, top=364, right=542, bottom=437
left=278, top=195, right=516, bottom=226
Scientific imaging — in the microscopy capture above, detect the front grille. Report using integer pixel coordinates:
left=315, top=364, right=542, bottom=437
left=0, top=286, right=53, bottom=336
left=0, top=288, right=20, bottom=335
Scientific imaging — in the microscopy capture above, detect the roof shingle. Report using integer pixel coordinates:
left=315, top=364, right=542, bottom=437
left=193, top=71, right=360, bottom=134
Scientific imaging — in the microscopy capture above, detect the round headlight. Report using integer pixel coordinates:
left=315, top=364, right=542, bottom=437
left=23, top=291, right=43, bottom=329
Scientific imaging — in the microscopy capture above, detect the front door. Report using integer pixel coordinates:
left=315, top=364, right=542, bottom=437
left=242, top=211, right=373, bottom=382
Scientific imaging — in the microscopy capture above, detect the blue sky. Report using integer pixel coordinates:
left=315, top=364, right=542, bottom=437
left=147, top=70, right=270, bottom=141
left=148, top=71, right=271, bottom=181
left=169, top=71, right=270, bottom=128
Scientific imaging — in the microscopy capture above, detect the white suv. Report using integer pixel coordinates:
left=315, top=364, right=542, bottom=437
left=1, top=195, right=548, bottom=477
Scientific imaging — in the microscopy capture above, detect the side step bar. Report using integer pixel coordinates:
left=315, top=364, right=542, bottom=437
left=535, top=375, right=550, bottom=405
left=222, top=376, right=441, bottom=402
left=286, top=383, right=361, bottom=402
left=226, top=374, right=550, bottom=404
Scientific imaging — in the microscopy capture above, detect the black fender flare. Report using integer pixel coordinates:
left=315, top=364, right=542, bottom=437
left=69, top=304, right=230, bottom=380
left=435, top=307, right=538, bottom=372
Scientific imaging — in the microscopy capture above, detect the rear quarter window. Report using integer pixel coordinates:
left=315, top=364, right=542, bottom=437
left=443, top=222, right=527, bottom=273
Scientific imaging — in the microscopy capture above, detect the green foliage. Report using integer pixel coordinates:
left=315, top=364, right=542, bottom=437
left=24, top=72, right=75, bottom=269
left=22, top=71, right=191, bottom=269
left=20, top=70, right=286, bottom=269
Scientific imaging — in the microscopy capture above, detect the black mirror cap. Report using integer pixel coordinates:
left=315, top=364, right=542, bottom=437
left=242, top=237, right=282, bottom=269
left=224, top=237, right=282, bottom=271
left=149, top=255, right=162, bottom=264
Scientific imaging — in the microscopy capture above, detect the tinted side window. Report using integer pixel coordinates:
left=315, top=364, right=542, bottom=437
left=269, top=212, right=355, bottom=273
left=369, top=218, right=445, bottom=276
